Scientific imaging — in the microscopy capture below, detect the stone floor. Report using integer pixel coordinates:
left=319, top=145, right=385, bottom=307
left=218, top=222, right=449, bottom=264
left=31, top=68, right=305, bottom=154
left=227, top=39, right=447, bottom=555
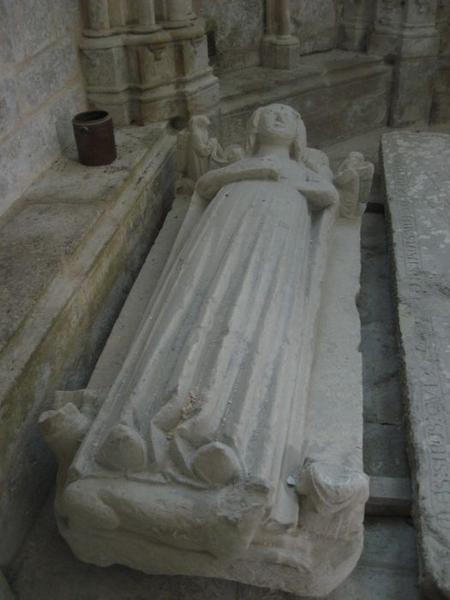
left=4, top=202, right=421, bottom=599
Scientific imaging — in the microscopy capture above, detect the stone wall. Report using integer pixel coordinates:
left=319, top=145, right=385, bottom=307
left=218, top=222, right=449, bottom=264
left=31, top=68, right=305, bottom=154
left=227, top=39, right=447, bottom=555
left=0, top=0, right=86, bottom=219
left=193, top=0, right=264, bottom=71
left=192, top=0, right=345, bottom=70
left=433, top=0, right=450, bottom=122
left=291, top=0, right=342, bottom=55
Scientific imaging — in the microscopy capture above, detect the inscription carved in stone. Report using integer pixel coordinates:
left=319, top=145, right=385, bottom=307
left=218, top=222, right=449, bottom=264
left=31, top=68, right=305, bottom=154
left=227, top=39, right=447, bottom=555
left=383, top=132, right=450, bottom=599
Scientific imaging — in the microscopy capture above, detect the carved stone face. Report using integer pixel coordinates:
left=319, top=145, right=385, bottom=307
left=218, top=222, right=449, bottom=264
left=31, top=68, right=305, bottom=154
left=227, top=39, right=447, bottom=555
left=257, top=104, right=299, bottom=145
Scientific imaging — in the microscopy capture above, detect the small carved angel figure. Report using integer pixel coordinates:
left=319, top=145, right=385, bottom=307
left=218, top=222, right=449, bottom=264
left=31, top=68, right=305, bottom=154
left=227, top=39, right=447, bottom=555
left=334, top=151, right=375, bottom=219
left=176, top=115, right=243, bottom=193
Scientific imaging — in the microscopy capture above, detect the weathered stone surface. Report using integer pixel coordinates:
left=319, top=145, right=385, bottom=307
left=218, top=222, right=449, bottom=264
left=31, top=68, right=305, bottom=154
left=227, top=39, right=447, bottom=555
left=16, top=0, right=57, bottom=58
left=383, top=131, right=450, bottom=599
left=290, top=0, right=338, bottom=55
left=433, top=56, right=450, bottom=123
left=0, top=125, right=176, bottom=566
left=0, top=83, right=85, bottom=218
left=16, top=39, right=79, bottom=115
left=9, top=500, right=419, bottom=600
left=392, top=56, right=439, bottom=126
left=338, top=0, right=375, bottom=51
left=0, top=0, right=84, bottom=218
left=369, top=0, right=440, bottom=126
left=41, top=106, right=370, bottom=597
left=0, top=75, right=19, bottom=139
left=0, top=1, right=16, bottom=64
left=80, top=46, right=128, bottom=89
left=0, top=202, right=103, bottom=352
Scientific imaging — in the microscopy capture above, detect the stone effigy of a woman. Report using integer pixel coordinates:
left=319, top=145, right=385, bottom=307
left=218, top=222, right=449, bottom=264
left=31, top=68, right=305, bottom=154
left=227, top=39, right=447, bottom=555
left=41, top=104, right=372, bottom=597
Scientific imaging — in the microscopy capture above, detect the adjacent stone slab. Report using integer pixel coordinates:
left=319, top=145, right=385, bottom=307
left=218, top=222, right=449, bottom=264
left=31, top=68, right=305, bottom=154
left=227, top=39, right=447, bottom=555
left=383, top=132, right=450, bottom=599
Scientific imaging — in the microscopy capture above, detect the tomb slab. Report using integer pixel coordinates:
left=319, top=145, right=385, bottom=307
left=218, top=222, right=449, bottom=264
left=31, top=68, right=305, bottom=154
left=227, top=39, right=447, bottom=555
left=383, top=131, right=450, bottom=599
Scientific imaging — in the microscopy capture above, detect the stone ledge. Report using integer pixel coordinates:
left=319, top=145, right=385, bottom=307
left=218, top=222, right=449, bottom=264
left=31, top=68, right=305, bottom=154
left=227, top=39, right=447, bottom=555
left=218, top=50, right=393, bottom=147
left=0, top=124, right=176, bottom=565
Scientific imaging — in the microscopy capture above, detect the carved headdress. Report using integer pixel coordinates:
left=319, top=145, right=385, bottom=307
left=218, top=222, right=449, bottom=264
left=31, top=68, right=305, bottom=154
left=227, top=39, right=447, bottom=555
left=246, top=103, right=308, bottom=163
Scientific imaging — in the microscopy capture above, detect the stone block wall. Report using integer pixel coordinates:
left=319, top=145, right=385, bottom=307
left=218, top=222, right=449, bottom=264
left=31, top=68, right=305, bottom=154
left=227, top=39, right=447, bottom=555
left=0, top=0, right=86, bottom=219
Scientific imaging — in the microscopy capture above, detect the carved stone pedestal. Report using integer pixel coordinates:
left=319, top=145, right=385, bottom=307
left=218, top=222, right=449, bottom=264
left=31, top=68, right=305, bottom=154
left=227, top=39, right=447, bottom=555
left=261, top=35, right=300, bottom=70
left=81, top=1, right=219, bottom=125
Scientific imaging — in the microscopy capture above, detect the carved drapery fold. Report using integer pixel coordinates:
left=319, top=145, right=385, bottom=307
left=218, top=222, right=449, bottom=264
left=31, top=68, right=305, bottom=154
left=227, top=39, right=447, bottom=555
left=40, top=104, right=370, bottom=596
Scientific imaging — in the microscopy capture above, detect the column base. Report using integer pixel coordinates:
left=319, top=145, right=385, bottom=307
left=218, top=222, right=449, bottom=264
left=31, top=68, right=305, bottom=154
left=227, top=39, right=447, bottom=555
left=131, top=24, right=162, bottom=34
left=261, top=35, right=300, bottom=70
left=162, top=20, right=192, bottom=29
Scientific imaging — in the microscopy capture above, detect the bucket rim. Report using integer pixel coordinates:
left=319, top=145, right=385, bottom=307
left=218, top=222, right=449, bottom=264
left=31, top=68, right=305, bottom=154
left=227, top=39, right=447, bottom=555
left=72, top=110, right=111, bottom=126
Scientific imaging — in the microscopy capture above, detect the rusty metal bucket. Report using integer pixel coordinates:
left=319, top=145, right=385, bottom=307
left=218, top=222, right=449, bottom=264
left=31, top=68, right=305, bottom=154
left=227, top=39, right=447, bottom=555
left=72, top=110, right=117, bottom=166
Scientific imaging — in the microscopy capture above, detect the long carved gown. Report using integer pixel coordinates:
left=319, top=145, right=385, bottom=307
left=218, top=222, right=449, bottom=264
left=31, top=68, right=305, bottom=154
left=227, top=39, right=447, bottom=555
left=79, top=155, right=338, bottom=536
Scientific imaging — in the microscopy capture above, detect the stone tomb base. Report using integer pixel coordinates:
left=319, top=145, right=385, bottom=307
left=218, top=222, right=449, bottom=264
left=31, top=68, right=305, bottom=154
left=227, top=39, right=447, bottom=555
left=41, top=194, right=367, bottom=597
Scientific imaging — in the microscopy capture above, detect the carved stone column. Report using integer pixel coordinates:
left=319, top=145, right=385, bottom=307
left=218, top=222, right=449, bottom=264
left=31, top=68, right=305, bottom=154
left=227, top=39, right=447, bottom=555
left=86, top=0, right=110, bottom=32
left=278, top=0, right=291, bottom=37
left=80, top=0, right=218, bottom=125
left=164, top=0, right=194, bottom=28
left=339, top=0, right=376, bottom=51
left=262, top=0, right=300, bottom=69
left=369, top=0, right=439, bottom=125
left=135, top=0, right=160, bottom=32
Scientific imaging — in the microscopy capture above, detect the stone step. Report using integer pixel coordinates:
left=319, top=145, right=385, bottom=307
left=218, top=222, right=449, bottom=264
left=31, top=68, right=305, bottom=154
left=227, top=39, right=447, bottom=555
left=366, top=477, right=412, bottom=517
left=0, top=123, right=176, bottom=566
